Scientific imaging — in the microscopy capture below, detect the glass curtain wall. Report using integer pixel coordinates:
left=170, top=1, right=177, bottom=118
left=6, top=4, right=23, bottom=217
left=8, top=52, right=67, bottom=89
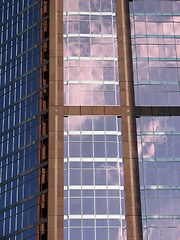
left=0, top=0, right=49, bottom=239
left=63, top=0, right=120, bottom=106
left=130, top=0, right=180, bottom=106
left=130, top=0, right=180, bottom=239
left=64, top=116, right=126, bottom=240
left=63, top=0, right=127, bottom=239
left=137, top=116, right=180, bottom=240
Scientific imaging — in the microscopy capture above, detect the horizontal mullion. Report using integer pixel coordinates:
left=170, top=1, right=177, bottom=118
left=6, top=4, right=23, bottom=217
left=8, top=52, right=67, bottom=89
left=2, top=218, right=47, bottom=240
left=1, top=43, right=48, bottom=76
left=0, top=61, right=49, bottom=92
left=0, top=15, right=49, bottom=48
left=0, top=70, right=43, bottom=99
left=0, top=92, right=48, bottom=123
left=0, top=109, right=48, bottom=138
left=0, top=84, right=48, bottom=115
left=0, top=36, right=48, bottom=68
left=0, top=134, right=48, bottom=162
left=63, top=11, right=116, bottom=16
left=64, top=185, right=124, bottom=190
left=0, top=189, right=48, bottom=214
left=0, top=160, right=48, bottom=188
left=0, top=0, right=43, bottom=29
left=63, top=106, right=180, bottom=116
left=64, top=214, right=125, bottom=220
left=64, top=158, right=123, bottom=162
left=1, top=143, right=48, bottom=172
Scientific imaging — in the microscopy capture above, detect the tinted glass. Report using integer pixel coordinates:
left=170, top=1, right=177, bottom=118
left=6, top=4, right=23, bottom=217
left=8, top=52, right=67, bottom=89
left=130, top=0, right=180, bottom=106
left=137, top=116, right=180, bottom=239
left=0, top=0, right=49, bottom=238
left=63, top=0, right=121, bottom=106
left=64, top=116, right=127, bottom=240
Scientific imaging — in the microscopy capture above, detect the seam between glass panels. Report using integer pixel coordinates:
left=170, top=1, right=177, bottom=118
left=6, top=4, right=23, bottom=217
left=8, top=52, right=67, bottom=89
left=0, top=1, right=43, bottom=29
left=0, top=15, right=49, bottom=48
left=0, top=109, right=48, bottom=138
left=2, top=218, right=47, bottom=239
left=0, top=61, right=49, bottom=91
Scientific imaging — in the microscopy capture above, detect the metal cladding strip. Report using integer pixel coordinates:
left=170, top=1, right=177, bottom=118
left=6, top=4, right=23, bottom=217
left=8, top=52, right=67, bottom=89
left=136, top=106, right=180, bottom=117
left=116, top=0, right=143, bottom=239
left=63, top=106, right=180, bottom=117
left=48, top=0, right=64, bottom=239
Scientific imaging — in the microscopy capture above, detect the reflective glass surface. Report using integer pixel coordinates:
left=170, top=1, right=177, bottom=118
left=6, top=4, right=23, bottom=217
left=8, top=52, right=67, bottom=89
left=0, top=0, right=48, bottom=238
left=64, top=116, right=126, bottom=240
left=63, top=0, right=120, bottom=105
left=130, top=0, right=180, bottom=106
left=137, top=116, right=180, bottom=239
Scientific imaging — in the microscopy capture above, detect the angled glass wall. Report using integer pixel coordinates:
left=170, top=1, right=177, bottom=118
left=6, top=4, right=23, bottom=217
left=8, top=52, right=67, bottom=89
left=137, top=116, right=180, bottom=240
left=130, top=0, right=180, bottom=106
left=63, top=0, right=120, bottom=106
left=0, top=0, right=49, bottom=239
left=64, top=116, right=127, bottom=240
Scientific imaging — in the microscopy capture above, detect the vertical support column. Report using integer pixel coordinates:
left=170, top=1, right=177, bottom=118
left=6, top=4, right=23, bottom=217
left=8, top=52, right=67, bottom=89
left=48, top=0, right=64, bottom=239
left=116, top=1, right=143, bottom=239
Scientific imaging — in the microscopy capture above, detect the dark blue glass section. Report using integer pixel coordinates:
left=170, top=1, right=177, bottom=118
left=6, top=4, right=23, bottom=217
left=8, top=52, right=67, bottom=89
left=0, top=0, right=49, bottom=239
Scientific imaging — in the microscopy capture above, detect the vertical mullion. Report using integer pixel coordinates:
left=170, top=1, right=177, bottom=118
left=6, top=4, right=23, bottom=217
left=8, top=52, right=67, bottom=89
left=116, top=0, right=143, bottom=239
left=48, top=0, right=64, bottom=239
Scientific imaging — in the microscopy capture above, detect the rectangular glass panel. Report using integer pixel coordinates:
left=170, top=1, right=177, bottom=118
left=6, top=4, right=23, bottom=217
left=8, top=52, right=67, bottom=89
left=64, top=116, right=127, bottom=240
left=137, top=116, right=180, bottom=240
left=130, top=0, right=180, bottom=106
left=63, top=0, right=120, bottom=106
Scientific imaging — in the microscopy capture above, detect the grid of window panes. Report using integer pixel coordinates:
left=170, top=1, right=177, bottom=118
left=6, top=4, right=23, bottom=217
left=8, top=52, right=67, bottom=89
left=64, top=116, right=127, bottom=240
left=130, top=0, right=180, bottom=106
left=63, top=0, right=120, bottom=106
left=137, top=116, right=180, bottom=240
left=0, top=0, right=48, bottom=239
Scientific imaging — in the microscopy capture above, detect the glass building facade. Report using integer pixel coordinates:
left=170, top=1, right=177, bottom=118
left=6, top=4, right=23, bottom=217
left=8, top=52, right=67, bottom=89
left=0, top=0, right=49, bottom=239
left=130, top=0, right=180, bottom=239
left=63, top=0, right=127, bottom=239
left=130, top=0, right=180, bottom=106
left=137, top=116, right=180, bottom=239
left=63, top=0, right=120, bottom=106
left=1, top=0, right=180, bottom=240
left=64, top=116, right=126, bottom=240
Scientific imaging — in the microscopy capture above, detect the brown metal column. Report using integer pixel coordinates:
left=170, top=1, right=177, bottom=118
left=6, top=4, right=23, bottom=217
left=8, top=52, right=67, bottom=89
left=116, top=0, right=143, bottom=239
left=48, top=0, right=64, bottom=239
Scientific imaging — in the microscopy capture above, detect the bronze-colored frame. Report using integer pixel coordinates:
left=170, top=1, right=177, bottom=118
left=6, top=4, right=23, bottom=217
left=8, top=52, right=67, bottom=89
left=48, top=0, right=180, bottom=239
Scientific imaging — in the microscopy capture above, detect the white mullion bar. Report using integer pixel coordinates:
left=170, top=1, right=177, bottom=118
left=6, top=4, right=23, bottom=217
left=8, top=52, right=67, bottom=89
left=67, top=130, right=121, bottom=135
left=64, top=80, right=120, bottom=85
left=9, top=0, right=14, bottom=234
left=1, top=18, right=6, bottom=237
left=91, top=112, right=96, bottom=240
left=65, top=185, right=124, bottom=190
left=7, top=10, right=11, bottom=230
left=104, top=116, right=109, bottom=237
left=20, top=0, right=25, bottom=230
left=64, top=56, right=118, bottom=61
left=64, top=157, right=123, bottom=162
left=65, top=214, right=126, bottom=219
left=67, top=116, right=70, bottom=240
left=66, top=1, right=70, bottom=106
left=64, top=12, right=116, bottom=16
left=15, top=6, right=19, bottom=235
left=63, top=33, right=117, bottom=38
left=3, top=3, right=8, bottom=236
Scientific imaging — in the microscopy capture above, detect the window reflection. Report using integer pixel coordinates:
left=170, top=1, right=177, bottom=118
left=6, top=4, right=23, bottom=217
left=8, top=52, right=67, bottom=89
left=63, top=0, right=120, bottom=106
left=137, top=116, right=180, bottom=239
left=64, top=116, right=126, bottom=240
left=130, top=0, right=180, bottom=106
